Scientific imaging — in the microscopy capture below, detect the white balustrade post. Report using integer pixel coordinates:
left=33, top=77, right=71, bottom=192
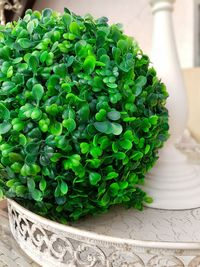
left=142, top=0, right=200, bottom=209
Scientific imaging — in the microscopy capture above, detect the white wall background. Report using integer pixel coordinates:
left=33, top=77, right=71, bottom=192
left=33, top=0, right=195, bottom=69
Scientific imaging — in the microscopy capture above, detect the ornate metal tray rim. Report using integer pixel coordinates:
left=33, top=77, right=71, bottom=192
left=7, top=198, right=200, bottom=251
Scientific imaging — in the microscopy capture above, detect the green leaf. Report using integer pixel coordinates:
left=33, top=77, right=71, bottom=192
left=69, top=154, right=81, bottom=167
left=95, top=109, right=106, bottom=121
left=27, top=178, right=35, bottom=192
left=25, top=154, right=37, bottom=164
left=117, top=39, right=128, bottom=52
left=83, top=55, right=96, bottom=74
left=25, top=142, right=39, bottom=155
left=0, top=121, right=11, bottom=134
left=39, top=178, right=46, bottom=191
left=89, top=172, right=101, bottom=185
left=0, top=189, right=3, bottom=199
left=69, top=21, right=80, bottom=35
left=90, top=146, right=102, bottom=158
left=110, top=182, right=119, bottom=196
left=94, top=121, right=110, bottom=134
left=17, top=38, right=31, bottom=49
left=32, top=189, right=42, bottom=201
left=110, top=122, right=123, bottom=135
left=16, top=185, right=27, bottom=196
left=80, top=142, right=90, bottom=154
left=27, top=21, right=34, bottom=34
left=0, top=103, right=10, bottom=120
left=131, top=151, right=143, bottom=161
left=114, top=152, right=126, bottom=159
left=106, top=172, right=119, bottom=180
left=62, top=118, right=76, bottom=132
left=42, top=8, right=52, bottom=17
left=60, top=180, right=68, bottom=195
left=144, top=144, right=151, bottom=154
left=134, top=76, right=147, bottom=96
left=149, top=115, right=158, bottom=125
left=40, top=51, right=49, bottom=63
left=98, top=136, right=109, bottom=149
left=63, top=13, right=72, bottom=27
left=49, top=122, right=63, bottom=136
left=144, top=196, right=153, bottom=203
left=32, top=84, right=44, bottom=104
left=119, top=181, right=128, bottom=189
left=107, top=110, right=121, bottom=121
left=29, top=55, right=39, bottom=73
left=119, top=139, right=132, bottom=150
left=47, top=75, right=60, bottom=90
left=7, top=66, right=13, bottom=78
left=86, top=158, right=101, bottom=168
left=99, top=192, right=110, bottom=206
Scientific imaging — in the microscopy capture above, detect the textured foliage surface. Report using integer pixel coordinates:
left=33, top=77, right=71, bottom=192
left=0, top=8, right=169, bottom=222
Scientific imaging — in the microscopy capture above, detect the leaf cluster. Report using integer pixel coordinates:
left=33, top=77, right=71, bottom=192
left=0, top=8, right=169, bottom=223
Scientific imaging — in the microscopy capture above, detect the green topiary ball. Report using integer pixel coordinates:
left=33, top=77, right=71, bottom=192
left=0, top=8, right=169, bottom=222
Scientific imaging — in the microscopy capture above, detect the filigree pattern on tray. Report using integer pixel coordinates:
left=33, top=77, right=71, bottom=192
left=7, top=198, right=200, bottom=267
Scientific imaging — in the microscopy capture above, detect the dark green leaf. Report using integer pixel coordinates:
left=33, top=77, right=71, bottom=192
left=29, top=55, right=39, bottom=73
left=0, top=103, right=10, bottom=120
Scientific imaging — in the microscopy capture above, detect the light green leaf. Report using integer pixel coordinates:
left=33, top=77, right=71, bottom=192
left=0, top=121, right=11, bottom=134
left=27, top=21, right=34, bottom=34
left=110, top=122, right=123, bottom=135
left=110, top=182, right=119, bottom=196
left=89, top=172, right=101, bottom=185
left=69, top=21, right=80, bottom=35
left=62, top=118, right=76, bottom=132
left=83, top=55, right=96, bottom=74
left=39, top=178, right=47, bottom=191
left=80, top=142, right=90, bottom=154
left=18, top=38, right=31, bottom=49
left=94, top=121, right=110, bottom=134
left=131, top=151, right=143, bottom=161
left=32, top=189, right=42, bottom=201
left=32, top=84, right=44, bottom=104
left=60, top=180, right=68, bottom=195
left=49, top=122, right=63, bottom=136
left=107, top=110, right=121, bottom=121
left=63, top=13, right=72, bottom=27
left=106, top=172, right=119, bottom=180
left=0, top=189, right=3, bottom=199
left=119, top=139, right=133, bottom=150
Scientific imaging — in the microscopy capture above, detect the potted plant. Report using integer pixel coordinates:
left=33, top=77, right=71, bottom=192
left=0, top=7, right=169, bottom=266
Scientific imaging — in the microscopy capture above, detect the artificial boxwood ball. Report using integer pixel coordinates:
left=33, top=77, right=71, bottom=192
left=0, top=8, right=169, bottom=222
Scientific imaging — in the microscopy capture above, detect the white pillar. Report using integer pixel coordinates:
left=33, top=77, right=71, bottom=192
left=142, top=0, right=200, bottom=209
